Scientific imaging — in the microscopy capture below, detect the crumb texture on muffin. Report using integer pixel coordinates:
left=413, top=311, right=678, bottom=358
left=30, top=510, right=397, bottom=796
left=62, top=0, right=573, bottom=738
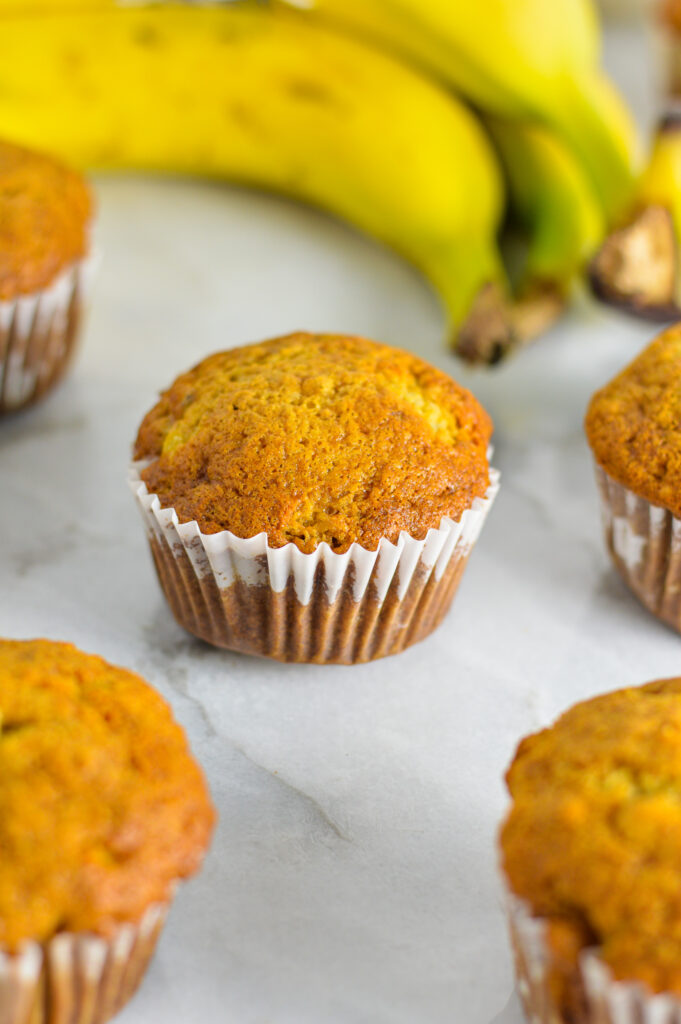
left=0, top=140, right=92, bottom=301
left=134, top=332, right=492, bottom=553
left=0, top=638, right=214, bottom=950
left=585, top=324, right=681, bottom=518
left=501, top=677, right=681, bottom=996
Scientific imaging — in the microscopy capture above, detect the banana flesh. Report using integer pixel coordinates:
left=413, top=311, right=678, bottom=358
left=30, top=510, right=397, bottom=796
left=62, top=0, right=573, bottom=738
left=0, top=2, right=509, bottom=354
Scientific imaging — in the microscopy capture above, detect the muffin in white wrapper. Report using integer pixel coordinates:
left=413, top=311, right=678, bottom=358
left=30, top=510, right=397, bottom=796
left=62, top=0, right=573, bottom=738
left=593, top=462, right=681, bottom=632
left=585, top=325, right=681, bottom=634
left=502, top=676, right=681, bottom=1024
left=0, top=639, right=215, bottom=1024
left=0, top=900, right=168, bottom=1024
left=507, top=892, right=681, bottom=1024
left=0, top=139, right=97, bottom=416
left=0, top=251, right=98, bottom=415
left=128, top=462, right=500, bottom=664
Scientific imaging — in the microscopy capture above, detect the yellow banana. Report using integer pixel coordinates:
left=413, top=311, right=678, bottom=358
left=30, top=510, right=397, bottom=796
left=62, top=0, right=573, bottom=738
left=278, top=0, right=639, bottom=224
left=0, top=2, right=510, bottom=359
left=639, top=114, right=681, bottom=243
left=590, top=115, right=681, bottom=321
left=487, top=117, right=605, bottom=301
left=457, top=119, right=606, bottom=362
left=460, top=117, right=607, bottom=359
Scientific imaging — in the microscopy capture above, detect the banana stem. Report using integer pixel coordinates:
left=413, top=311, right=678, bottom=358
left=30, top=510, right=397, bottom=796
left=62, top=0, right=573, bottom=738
left=455, top=281, right=565, bottom=365
left=510, top=283, right=566, bottom=343
left=426, top=243, right=565, bottom=366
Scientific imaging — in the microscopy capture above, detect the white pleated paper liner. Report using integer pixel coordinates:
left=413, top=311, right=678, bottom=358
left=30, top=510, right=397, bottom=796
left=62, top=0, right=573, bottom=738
left=129, top=462, right=500, bottom=663
left=507, top=891, right=681, bottom=1024
left=0, top=900, right=168, bottom=1024
left=594, top=463, right=681, bottom=633
left=0, top=248, right=98, bottom=415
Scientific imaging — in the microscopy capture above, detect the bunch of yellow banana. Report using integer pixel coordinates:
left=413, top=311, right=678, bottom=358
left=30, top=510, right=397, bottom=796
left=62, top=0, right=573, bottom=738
left=0, top=0, right=638, bottom=363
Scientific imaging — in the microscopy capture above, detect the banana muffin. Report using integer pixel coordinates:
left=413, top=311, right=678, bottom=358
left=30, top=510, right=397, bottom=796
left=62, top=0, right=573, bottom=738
left=0, top=637, right=214, bottom=1024
left=501, top=678, right=681, bottom=1023
left=0, top=139, right=94, bottom=414
left=585, top=325, right=681, bottom=632
left=131, top=331, right=499, bottom=663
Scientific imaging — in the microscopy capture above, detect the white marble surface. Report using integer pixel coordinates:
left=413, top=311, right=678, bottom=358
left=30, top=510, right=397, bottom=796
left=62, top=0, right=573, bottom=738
left=0, top=27, right=672, bottom=1024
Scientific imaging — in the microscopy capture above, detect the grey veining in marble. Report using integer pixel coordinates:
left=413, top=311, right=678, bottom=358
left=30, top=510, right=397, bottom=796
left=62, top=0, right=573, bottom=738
left=0, top=22, right=670, bottom=1024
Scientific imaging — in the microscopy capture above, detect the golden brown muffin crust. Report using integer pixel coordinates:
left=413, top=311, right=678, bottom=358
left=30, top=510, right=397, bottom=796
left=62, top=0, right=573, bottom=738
left=501, top=678, right=681, bottom=996
left=134, top=332, right=492, bottom=553
left=0, top=638, right=214, bottom=950
left=0, top=140, right=92, bottom=300
left=585, top=325, right=681, bottom=518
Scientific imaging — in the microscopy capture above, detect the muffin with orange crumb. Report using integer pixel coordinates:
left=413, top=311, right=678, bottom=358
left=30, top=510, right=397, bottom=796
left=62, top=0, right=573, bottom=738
left=0, top=139, right=94, bottom=415
left=585, top=324, right=681, bottom=632
left=0, top=637, right=214, bottom=1024
left=130, top=331, right=499, bottom=663
left=501, top=678, right=681, bottom=1024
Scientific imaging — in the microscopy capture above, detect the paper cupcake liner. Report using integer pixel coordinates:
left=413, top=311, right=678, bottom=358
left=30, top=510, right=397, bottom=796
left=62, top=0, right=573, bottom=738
left=0, top=901, right=168, bottom=1024
left=593, top=463, right=681, bottom=632
left=128, top=463, right=500, bottom=664
left=0, top=250, right=98, bottom=416
left=506, top=892, right=681, bottom=1024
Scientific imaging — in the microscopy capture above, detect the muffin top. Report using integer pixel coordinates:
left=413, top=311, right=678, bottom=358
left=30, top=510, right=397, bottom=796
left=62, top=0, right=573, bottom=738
left=134, top=332, right=492, bottom=554
left=585, top=325, right=681, bottom=516
left=501, top=678, right=681, bottom=995
left=0, top=140, right=92, bottom=301
left=0, top=638, right=214, bottom=949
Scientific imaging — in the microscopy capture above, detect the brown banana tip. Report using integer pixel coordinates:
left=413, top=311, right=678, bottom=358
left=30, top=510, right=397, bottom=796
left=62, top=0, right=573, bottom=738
left=589, top=205, right=681, bottom=322
left=455, top=282, right=516, bottom=366
left=659, top=104, right=681, bottom=135
left=454, top=281, right=565, bottom=366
